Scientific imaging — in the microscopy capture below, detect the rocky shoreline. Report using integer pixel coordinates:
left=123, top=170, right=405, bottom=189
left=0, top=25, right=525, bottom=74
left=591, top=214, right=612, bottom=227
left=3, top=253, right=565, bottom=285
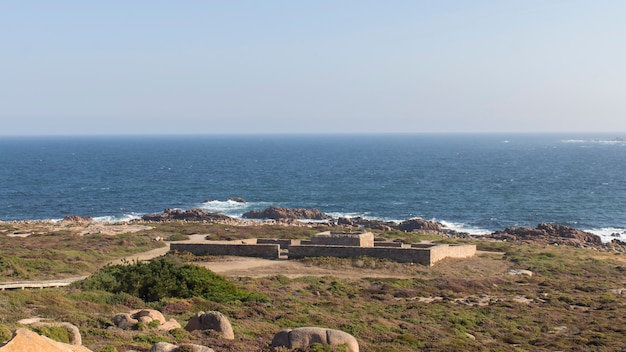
left=3, top=206, right=626, bottom=253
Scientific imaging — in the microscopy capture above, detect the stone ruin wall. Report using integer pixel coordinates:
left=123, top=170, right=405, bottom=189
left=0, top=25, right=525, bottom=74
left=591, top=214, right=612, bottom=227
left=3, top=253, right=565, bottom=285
left=311, top=231, right=375, bottom=247
left=170, top=234, right=476, bottom=266
left=428, top=244, right=477, bottom=264
left=256, top=238, right=301, bottom=249
left=374, top=241, right=407, bottom=248
left=170, top=243, right=280, bottom=259
left=288, top=245, right=432, bottom=265
left=288, top=243, right=476, bottom=266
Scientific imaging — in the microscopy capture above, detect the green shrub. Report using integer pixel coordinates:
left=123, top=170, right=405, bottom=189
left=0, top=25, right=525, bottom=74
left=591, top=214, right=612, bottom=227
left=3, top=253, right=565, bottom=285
left=167, top=233, right=189, bottom=241
left=98, top=347, right=117, bottom=352
left=78, top=257, right=268, bottom=303
left=31, top=325, right=70, bottom=344
left=147, top=320, right=161, bottom=329
left=0, top=324, right=12, bottom=342
left=169, top=328, right=190, bottom=342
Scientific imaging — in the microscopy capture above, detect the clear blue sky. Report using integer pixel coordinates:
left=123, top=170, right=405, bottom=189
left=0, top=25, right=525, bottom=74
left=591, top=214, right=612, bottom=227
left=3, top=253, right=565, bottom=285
left=1, top=1, right=625, bottom=135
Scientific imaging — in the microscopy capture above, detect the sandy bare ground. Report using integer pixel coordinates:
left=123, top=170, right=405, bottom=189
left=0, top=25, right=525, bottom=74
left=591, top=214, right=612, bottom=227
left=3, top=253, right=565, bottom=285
left=195, top=257, right=421, bottom=279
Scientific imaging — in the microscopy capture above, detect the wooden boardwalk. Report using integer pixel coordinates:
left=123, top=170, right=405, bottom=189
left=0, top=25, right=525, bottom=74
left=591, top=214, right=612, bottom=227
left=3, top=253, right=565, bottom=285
left=0, top=276, right=87, bottom=291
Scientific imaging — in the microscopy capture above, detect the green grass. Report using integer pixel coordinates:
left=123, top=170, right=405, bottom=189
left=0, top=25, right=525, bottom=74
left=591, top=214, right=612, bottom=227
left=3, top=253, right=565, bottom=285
left=0, top=231, right=163, bottom=281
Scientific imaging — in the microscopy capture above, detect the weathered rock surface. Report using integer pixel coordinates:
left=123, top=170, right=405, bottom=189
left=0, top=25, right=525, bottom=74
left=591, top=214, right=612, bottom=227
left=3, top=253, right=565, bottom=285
left=150, top=342, right=214, bottom=352
left=337, top=217, right=394, bottom=231
left=397, top=218, right=443, bottom=233
left=62, top=215, right=93, bottom=223
left=157, top=319, right=182, bottom=331
left=142, top=208, right=235, bottom=222
left=17, top=318, right=82, bottom=345
left=184, top=311, right=234, bottom=339
left=113, top=309, right=177, bottom=331
left=243, top=207, right=331, bottom=220
left=0, top=328, right=92, bottom=352
left=488, top=223, right=602, bottom=247
left=112, top=313, right=138, bottom=330
left=271, top=327, right=359, bottom=352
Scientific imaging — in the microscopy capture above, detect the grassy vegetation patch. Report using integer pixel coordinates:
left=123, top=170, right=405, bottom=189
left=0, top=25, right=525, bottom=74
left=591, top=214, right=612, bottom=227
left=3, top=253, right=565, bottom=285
left=77, top=257, right=269, bottom=303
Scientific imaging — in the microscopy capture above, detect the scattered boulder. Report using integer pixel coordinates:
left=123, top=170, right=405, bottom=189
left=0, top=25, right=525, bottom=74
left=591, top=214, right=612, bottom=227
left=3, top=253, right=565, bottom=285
left=150, top=342, right=214, bottom=352
left=242, top=207, right=331, bottom=220
left=142, top=208, right=235, bottom=222
left=184, top=311, right=234, bottom=340
left=158, top=319, right=182, bottom=332
left=112, top=313, right=138, bottom=330
left=271, top=327, right=359, bottom=352
left=131, top=309, right=166, bottom=325
left=0, top=328, right=91, bottom=352
left=113, top=309, right=175, bottom=331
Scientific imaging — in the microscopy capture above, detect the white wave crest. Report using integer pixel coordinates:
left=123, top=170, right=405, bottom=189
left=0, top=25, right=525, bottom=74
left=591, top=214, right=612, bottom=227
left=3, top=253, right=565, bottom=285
left=93, top=213, right=142, bottom=223
left=584, top=227, right=626, bottom=243
left=439, top=220, right=491, bottom=235
left=198, top=200, right=272, bottom=217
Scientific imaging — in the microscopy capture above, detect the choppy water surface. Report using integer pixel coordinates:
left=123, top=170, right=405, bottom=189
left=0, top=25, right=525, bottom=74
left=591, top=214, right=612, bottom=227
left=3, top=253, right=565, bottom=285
left=1, top=134, right=625, bottom=241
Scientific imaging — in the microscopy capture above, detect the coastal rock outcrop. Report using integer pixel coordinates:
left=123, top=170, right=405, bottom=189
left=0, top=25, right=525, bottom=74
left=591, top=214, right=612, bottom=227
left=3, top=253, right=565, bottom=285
left=337, top=217, right=394, bottom=231
left=17, top=318, right=82, bottom=345
left=271, top=327, right=359, bottom=352
left=487, top=223, right=602, bottom=247
left=142, top=208, right=235, bottom=222
left=0, top=328, right=92, bottom=352
left=61, top=215, right=93, bottom=223
left=242, top=207, right=331, bottom=220
left=397, top=218, right=444, bottom=233
left=184, top=311, right=234, bottom=339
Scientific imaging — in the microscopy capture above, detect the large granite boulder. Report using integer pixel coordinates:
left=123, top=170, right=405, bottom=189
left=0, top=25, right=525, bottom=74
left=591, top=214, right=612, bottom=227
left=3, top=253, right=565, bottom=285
left=271, top=327, right=359, bottom=352
left=397, top=218, right=443, bottom=233
left=112, top=313, right=137, bottom=330
left=242, top=207, right=331, bottom=220
left=184, top=311, right=234, bottom=340
left=142, top=208, right=235, bottom=222
left=488, top=223, right=602, bottom=247
left=0, top=328, right=92, bottom=352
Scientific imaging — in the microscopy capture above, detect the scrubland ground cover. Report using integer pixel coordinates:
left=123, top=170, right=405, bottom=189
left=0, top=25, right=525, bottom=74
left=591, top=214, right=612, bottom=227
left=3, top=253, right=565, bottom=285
left=1, top=222, right=626, bottom=351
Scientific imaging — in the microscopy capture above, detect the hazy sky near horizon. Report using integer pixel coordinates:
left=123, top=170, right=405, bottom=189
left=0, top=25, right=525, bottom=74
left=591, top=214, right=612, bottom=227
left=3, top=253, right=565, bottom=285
left=1, top=1, right=625, bottom=135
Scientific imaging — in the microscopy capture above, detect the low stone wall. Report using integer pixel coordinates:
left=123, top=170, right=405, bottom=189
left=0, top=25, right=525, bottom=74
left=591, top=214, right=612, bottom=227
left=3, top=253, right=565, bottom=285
left=374, top=241, right=407, bottom=248
left=429, top=244, right=476, bottom=263
left=256, top=238, right=301, bottom=249
left=288, top=243, right=476, bottom=266
left=289, top=245, right=431, bottom=264
left=170, top=243, right=280, bottom=259
left=311, top=231, right=374, bottom=247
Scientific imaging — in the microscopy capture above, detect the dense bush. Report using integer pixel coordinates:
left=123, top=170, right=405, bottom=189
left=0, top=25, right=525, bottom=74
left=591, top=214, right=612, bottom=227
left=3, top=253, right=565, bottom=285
left=78, top=257, right=268, bottom=303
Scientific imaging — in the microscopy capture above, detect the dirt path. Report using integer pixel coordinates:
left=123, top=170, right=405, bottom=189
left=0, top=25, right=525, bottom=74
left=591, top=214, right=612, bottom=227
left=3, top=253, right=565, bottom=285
left=108, top=243, right=172, bottom=265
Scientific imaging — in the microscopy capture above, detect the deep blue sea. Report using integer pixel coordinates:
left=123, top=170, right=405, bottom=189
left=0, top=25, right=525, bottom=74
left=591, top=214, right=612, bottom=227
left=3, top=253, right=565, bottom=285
left=1, top=134, right=625, bottom=241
